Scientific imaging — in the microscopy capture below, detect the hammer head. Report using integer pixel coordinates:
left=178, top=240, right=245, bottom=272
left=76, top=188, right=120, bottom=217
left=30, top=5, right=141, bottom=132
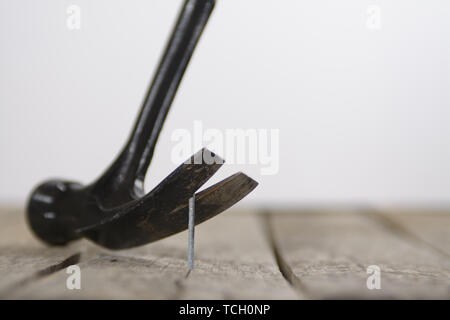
left=26, top=149, right=258, bottom=249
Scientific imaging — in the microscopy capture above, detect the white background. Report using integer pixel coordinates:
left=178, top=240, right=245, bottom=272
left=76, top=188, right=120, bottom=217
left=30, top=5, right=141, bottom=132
left=1, top=0, right=449, bottom=208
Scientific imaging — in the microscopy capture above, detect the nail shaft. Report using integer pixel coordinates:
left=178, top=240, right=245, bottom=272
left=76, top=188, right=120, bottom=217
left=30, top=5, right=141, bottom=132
left=188, top=195, right=195, bottom=270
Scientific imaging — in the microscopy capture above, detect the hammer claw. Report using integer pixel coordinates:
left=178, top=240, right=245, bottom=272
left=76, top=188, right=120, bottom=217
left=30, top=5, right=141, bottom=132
left=76, top=172, right=257, bottom=249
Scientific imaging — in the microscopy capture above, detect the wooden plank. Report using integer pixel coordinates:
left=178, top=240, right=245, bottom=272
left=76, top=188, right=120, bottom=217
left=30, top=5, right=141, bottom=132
left=268, top=210, right=450, bottom=299
left=147, top=212, right=297, bottom=299
left=370, top=209, right=450, bottom=257
left=4, top=205, right=448, bottom=299
left=1, top=208, right=295, bottom=299
left=0, top=207, right=92, bottom=297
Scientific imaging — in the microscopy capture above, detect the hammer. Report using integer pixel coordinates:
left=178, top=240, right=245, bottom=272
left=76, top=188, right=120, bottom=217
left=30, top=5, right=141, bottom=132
left=26, top=0, right=258, bottom=249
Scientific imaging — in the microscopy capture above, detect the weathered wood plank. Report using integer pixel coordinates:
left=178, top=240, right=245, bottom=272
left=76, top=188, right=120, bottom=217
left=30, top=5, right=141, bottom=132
left=1, top=208, right=295, bottom=299
left=0, top=207, right=93, bottom=297
left=145, top=212, right=297, bottom=299
left=370, top=209, right=450, bottom=257
left=268, top=210, right=450, bottom=299
left=3, top=205, right=448, bottom=299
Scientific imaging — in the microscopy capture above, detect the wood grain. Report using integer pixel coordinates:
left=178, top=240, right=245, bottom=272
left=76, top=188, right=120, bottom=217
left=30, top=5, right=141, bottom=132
left=369, top=209, right=450, bottom=257
left=267, top=209, right=450, bottom=299
left=1, top=206, right=449, bottom=299
left=0, top=208, right=295, bottom=299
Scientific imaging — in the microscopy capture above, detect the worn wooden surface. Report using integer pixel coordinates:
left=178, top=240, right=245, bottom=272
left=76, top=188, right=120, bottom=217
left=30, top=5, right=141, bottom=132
left=0, top=206, right=449, bottom=299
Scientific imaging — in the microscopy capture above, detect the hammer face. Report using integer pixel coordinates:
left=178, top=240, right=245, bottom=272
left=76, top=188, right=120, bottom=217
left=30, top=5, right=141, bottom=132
left=26, top=180, right=84, bottom=246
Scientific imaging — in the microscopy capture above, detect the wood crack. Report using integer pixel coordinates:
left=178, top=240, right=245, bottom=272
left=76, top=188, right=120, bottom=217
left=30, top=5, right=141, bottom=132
left=360, top=208, right=450, bottom=259
left=0, top=252, right=81, bottom=298
left=259, top=211, right=309, bottom=299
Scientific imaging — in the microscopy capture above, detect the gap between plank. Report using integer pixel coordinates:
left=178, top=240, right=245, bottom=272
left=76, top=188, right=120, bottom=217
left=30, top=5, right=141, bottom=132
left=0, top=252, right=81, bottom=298
left=360, top=208, right=450, bottom=259
left=259, top=211, right=310, bottom=299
